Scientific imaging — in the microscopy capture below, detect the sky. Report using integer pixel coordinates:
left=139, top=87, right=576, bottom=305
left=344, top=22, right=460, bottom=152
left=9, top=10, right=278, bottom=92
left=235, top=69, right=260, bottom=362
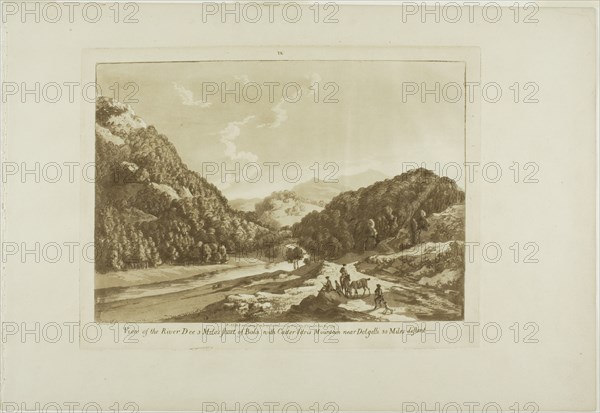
left=97, top=60, right=466, bottom=199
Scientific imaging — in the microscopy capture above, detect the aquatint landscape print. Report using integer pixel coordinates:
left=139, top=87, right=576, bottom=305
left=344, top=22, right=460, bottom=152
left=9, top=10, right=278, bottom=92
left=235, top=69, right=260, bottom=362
left=94, top=60, right=467, bottom=323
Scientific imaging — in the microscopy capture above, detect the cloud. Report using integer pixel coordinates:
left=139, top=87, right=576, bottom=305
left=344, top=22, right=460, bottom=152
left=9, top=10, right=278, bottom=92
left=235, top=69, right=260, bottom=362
left=256, top=74, right=320, bottom=129
left=173, top=82, right=212, bottom=108
left=219, top=115, right=257, bottom=162
left=257, top=98, right=288, bottom=129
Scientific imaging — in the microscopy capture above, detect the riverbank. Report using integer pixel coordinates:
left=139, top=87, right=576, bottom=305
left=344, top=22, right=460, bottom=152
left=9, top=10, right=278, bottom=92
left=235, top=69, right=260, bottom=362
left=95, top=261, right=313, bottom=323
left=95, top=258, right=269, bottom=290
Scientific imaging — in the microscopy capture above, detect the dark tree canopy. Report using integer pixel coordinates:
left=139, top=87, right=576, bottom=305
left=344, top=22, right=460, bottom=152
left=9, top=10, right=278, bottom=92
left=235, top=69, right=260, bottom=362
left=292, top=168, right=464, bottom=259
left=95, top=97, right=277, bottom=272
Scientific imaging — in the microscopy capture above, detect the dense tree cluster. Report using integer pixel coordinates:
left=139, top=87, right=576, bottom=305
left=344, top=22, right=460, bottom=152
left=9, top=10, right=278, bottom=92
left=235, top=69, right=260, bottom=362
left=251, top=190, right=312, bottom=230
left=292, top=168, right=465, bottom=259
left=94, top=97, right=277, bottom=272
left=255, top=190, right=305, bottom=216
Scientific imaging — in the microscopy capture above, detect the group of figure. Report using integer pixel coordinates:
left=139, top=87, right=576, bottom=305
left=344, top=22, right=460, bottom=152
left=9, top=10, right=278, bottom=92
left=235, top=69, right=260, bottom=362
left=318, top=209, right=430, bottom=313
left=320, top=264, right=392, bottom=313
left=337, top=264, right=371, bottom=297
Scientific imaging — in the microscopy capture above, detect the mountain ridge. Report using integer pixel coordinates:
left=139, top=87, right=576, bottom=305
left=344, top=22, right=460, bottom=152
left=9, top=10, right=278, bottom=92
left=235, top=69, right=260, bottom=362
left=292, top=168, right=465, bottom=259
left=94, top=97, right=275, bottom=272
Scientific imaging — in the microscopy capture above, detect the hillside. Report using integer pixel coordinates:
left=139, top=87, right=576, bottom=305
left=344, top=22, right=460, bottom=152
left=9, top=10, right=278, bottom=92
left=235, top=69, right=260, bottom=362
left=228, top=197, right=263, bottom=212
left=291, top=180, right=350, bottom=205
left=292, top=168, right=465, bottom=259
left=291, top=169, right=389, bottom=204
left=94, top=97, right=274, bottom=272
left=251, top=190, right=324, bottom=228
left=229, top=192, right=323, bottom=227
left=228, top=169, right=390, bottom=227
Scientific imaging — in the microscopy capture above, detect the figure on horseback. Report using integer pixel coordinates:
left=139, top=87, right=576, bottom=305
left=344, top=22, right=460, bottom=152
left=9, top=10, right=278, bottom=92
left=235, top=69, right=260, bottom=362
left=339, top=264, right=351, bottom=297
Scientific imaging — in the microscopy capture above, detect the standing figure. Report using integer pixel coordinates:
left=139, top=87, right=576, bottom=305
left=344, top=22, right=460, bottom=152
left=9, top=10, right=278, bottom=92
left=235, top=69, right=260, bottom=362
left=374, top=284, right=392, bottom=313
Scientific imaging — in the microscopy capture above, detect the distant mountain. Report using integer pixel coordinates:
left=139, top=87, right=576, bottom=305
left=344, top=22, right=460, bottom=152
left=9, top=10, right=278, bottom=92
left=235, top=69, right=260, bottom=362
left=229, top=169, right=391, bottom=228
left=229, top=198, right=263, bottom=212
left=337, top=169, right=390, bottom=189
left=292, top=169, right=389, bottom=204
left=251, top=190, right=323, bottom=228
left=291, top=181, right=350, bottom=205
left=292, top=168, right=465, bottom=259
left=94, top=97, right=274, bottom=272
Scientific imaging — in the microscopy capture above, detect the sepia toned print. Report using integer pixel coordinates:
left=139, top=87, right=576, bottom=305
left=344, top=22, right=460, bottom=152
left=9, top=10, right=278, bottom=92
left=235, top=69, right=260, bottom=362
left=94, top=60, right=466, bottom=323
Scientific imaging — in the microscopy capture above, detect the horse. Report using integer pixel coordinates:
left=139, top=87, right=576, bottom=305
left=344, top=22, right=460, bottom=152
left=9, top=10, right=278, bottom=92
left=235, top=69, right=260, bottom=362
left=349, top=278, right=371, bottom=297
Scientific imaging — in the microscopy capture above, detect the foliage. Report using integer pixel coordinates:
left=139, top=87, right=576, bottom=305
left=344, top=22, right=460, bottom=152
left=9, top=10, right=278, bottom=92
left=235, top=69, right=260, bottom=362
left=292, top=168, right=464, bottom=259
left=94, top=97, right=276, bottom=272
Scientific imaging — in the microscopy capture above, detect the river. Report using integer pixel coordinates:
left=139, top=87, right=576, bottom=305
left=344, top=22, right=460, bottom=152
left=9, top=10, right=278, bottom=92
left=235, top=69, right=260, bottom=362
left=97, top=259, right=300, bottom=304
